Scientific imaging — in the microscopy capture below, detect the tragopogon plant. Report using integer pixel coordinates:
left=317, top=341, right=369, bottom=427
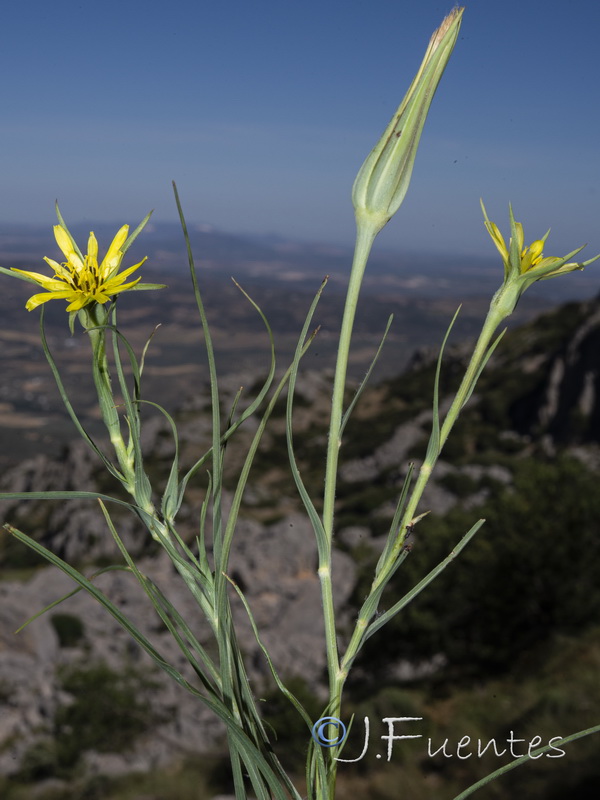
left=1, top=7, right=599, bottom=799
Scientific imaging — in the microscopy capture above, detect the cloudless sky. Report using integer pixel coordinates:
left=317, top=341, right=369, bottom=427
left=1, top=0, right=600, bottom=262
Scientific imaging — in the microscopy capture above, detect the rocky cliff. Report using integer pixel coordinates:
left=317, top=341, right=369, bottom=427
left=1, top=295, right=600, bottom=789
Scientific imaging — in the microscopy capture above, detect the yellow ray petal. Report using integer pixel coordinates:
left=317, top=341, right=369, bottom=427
left=105, top=259, right=146, bottom=286
left=12, top=268, right=69, bottom=290
left=106, top=277, right=142, bottom=295
left=483, top=222, right=509, bottom=261
left=26, top=290, right=77, bottom=310
left=87, top=232, right=98, bottom=262
left=100, top=225, right=129, bottom=276
left=65, top=295, right=92, bottom=312
left=53, top=225, right=84, bottom=270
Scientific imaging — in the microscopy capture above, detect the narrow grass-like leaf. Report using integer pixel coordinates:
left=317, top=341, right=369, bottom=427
left=139, top=324, right=161, bottom=379
left=226, top=573, right=312, bottom=728
left=85, top=309, right=138, bottom=494
left=176, top=451, right=213, bottom=510
left=230, top=751, right=246, bottom=800
left=231, top=277, right=277, bottom=417
left=425, top=305, right=461, bottom=463
left=121, top=208, right=153, bottom=255
left=98, top=500, right=221, bottom=692
left=230, top=628, right=301, bottom=800
left=172, top=191, right=250, bottom=789
left=227, top=385, right=244, bottom=431
left=176, top=394, right=274, bottom=509
left=197, top=471, right=213, bottom=579
left=1, top=490, right=214, bottom=626
left=133, top=509, right=217, bottom=621
left=173, top=182, right=223, bottom=561
left=117, top=398, right=182, bottom=521
left=225, top=573, right=315, bottom=800
left=218, top=335, right=317, bottom=577
left=3, top=524, right=297, bottom=800
left=362, top=558, right=407, bottom=623
left=4, top=522, right=199, bottom=692
left=14, top=564, right=131, bottom=634
left=460, top=328, right=506, bottom=410
left=107, top=312, right=142, bottom=405
left=340, top=313, right=393, bottom=437
left=341, top=562, right=410, bottom=676
left=209, top=282, right=324, bottom=797
left=375, top=462, right=414, bottom=577
left=286, top=279, right=329, bottom=560
left=108, top=310, right=153, bottom=505
left=306, top=740, right=330, bottom=800
left=0, top=489, right=142, bottom=510
left=164, top=517, right=210, bottom=584
left=107, top=324, right=141, bottom=440
left=175, top=276, right=277, bottom=506
left=211, top=610, right=280, bottom=800
left=452, top=723, right=600, bottom=800
left=38, top=308, right=125, bottom=482
left=104, top=278, right=276, bottom=515
left=364, top=519, right=485, bottom=642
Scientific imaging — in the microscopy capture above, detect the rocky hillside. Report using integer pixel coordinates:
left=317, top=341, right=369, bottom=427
left=1, top=295, right=600, bottom=797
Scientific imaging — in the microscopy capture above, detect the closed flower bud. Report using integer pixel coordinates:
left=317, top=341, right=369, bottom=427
left=352, top=7, right=464, bottom=234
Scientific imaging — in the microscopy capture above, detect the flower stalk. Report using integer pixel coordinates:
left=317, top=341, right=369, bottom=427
left=84, top=303, right=137, bottom=493
left=340, top=204, right=600, bottom=683
left=324, top=4, right=464, bottom=557
left=318, top=9, right=464, bottom=795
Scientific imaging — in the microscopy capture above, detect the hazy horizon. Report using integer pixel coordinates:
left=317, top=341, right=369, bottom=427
left=2, top=218, right=600, bottom=309
left=1, top=0, right=599, bottom=261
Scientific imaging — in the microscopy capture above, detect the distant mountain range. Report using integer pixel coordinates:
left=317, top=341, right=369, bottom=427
left=2, top=220, right=600, bottom=303
left=2, top=219, right=600, bottom=470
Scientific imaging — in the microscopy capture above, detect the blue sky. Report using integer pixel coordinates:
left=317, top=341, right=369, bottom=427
left=1, top=0, right=600, bottom=262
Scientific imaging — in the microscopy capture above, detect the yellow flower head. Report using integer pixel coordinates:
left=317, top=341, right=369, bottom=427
left=12, top=224, right=147, bottom=313
left=480, top=200, right=598, bottom=286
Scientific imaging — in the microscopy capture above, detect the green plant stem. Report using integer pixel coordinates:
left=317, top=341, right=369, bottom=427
left=323, top=220, right=379, bottom=551
left=340, top=282, right=515, bottom=679
left=390, top=284, right=512, bottom=558
left=322, top=222, right=377, bottom=679
left=86, top=314, right=135, bottom=493
left=320, top=219, right=378, bottom=799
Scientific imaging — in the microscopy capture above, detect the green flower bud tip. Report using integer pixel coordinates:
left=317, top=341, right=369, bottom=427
left=352, top=7, right=464, bottom=234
